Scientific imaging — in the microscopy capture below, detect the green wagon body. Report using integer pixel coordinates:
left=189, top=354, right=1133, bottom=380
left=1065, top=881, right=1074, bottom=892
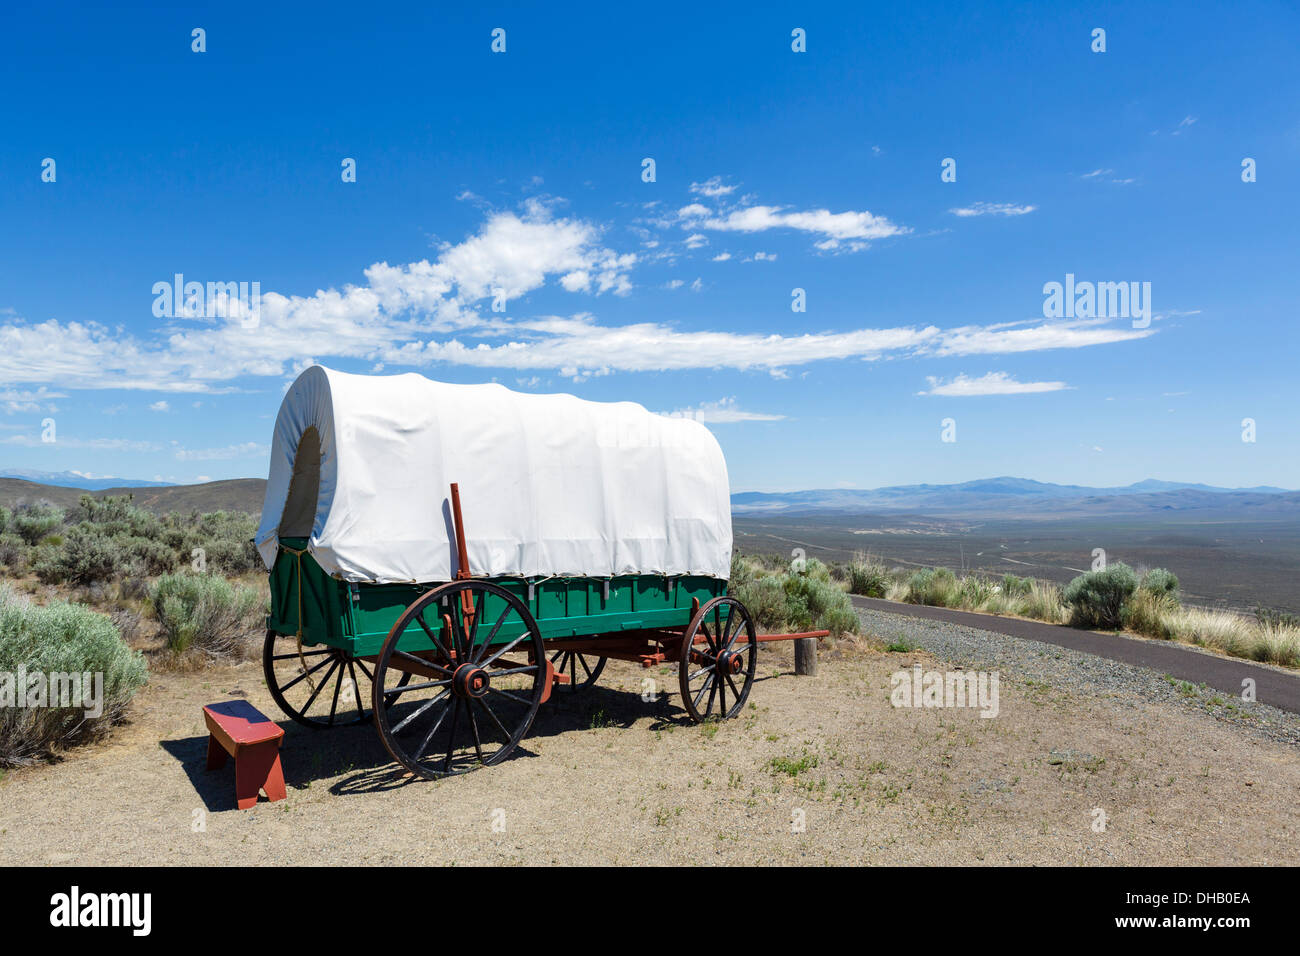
left=268, top=537, right=728, bottom=658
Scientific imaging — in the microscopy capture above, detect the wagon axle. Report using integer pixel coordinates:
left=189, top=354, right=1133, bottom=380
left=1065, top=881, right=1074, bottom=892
left=452, top=663, right=490, bottom=699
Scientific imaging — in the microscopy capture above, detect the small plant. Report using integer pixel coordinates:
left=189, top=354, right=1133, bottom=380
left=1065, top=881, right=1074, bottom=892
left=846, top=554, right=889, bottom=598
left=769, top=751, right=819, bottom=777
left=904, top=567, right=958, bottom=607
left=1062, top=563, right=1137, bottom=629
left=1001, top=574, right=1032, bottom=597
left=150, top=572, right=261, bottom=658
left=1139, top=568, right=1179, bottom=598
left=0, top=585, right=147, bottom=766
left=10, top=504, right=64, bottom=546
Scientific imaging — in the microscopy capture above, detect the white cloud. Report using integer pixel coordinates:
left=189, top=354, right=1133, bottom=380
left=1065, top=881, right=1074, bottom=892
left=663, top=397, right=786, bottom=423
left=711, top=252, right=732, bottom=262
left=1, top=386, right=64, bottom=414
left=174, top=441, right=269, bottom=461
left=0, top=200, right=1158, bottom=392
left=949, top=202, right=1037, bottom=218
left=149, top=400, right=170, bottom=412
left=681, top=203, right=908, bottom=249
left=0, top=434, right=161, bottom=450
left=689, top=177, right=737, bottom=198
left=0, top=202, right=636, bottom=392
left=918, top=372, right=1071, bottom=397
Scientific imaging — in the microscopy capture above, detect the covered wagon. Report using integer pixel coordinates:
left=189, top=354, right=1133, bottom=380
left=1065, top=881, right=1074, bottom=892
left=256, top=365, right=821, bottom=779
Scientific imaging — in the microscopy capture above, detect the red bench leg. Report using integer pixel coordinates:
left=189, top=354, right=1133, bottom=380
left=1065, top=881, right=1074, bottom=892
left=233, top=741, right=287, bottom=810
left=206, top=734, right=228, bottom=770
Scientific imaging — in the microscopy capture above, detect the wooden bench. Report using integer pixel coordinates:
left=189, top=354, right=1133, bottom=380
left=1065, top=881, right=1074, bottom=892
left=203, top=700, right=287, bottom=810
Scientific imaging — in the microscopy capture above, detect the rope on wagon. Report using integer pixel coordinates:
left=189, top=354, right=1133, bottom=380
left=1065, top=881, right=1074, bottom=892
left=279, top=544, right=318, bottom=695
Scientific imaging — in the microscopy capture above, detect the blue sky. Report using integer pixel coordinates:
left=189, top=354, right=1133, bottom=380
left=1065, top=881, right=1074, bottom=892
left=1, top=1, right=1296, bottom=492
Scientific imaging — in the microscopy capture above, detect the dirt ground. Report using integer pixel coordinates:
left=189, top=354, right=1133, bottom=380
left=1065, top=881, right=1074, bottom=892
left=2, top=637, right=1298, bottom=865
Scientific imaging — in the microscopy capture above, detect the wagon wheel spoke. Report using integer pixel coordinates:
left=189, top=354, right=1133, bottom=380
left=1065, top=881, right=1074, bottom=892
left=442, top=699, right=462, bottom=772
left=279, top=654, right=334, bottom=693
left=373, top=581, right=546, bottom=780
left=392, top=648, right=454, bottom=678
left=412, top=695, right=455, bottom=761
left=301, top=660, right=339, bottom=716
left=691, top=671, right=716, bottom=711
left=327, top=663, right=345, bottom=726
left=473, top=611, right=511, bottom=664
left=390, top=690, right=449, bottom=735
left=466, top=700, right=485, bottom=762
left=415, top=612, right=455, bottom=665
left=383, top=677, right=452, bottom=696
left=477, top=696, right=511, bottom=742
left=724, top=670, right=744, bottom=702
left=547, top=649, right=606, bottom=694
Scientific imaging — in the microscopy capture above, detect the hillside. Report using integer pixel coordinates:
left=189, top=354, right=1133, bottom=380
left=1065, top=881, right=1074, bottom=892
left=0, top=477, right=266, bottom=514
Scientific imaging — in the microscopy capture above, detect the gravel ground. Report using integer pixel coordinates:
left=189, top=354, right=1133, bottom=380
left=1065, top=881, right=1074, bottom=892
left=2, top=614, right=1299, bottom=865
left=856, top=606, right=1300, bottom=749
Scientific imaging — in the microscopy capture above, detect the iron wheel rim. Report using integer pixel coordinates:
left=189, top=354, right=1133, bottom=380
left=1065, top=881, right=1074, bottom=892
left=372, top=581, right=545, bottom=780
left=678, top=597, right=757, bottom=723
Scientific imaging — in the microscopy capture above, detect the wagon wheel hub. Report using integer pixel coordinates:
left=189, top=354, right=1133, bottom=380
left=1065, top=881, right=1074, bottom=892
left=716, top=649, right=744, bottom=676
left=452, top=663, right=490, bottom=699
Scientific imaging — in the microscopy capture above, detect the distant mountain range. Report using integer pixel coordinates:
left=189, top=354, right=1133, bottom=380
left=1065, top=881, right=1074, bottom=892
left=0, top=477, right=264, bottom=513
left=731, top=477, right=1297, bottom=517
left=1, top=473, right=1296, bottom=520
left=0, top=469, right=173, bottom=491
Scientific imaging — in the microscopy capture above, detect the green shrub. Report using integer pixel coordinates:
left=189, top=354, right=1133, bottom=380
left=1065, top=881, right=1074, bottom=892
left=1001, top=574, right=1032, bottom=597
left=32, top=524, right=128, bottom=585
left=1139, top=568, right=1179, bottom=598
left=1062, top=563, right=1138, bottom=629
left=729, top=555, right=858, bottom=638
left=846, top=557, right=889, bottom=597
left=0, top=586, right=147, bottom=766
left=11, top=504, right=64, bottom=546
left=733, top=574, right=789, bottom=632
left=904, top=567, right=959, bottom=607
left=959, top=575, right=992, bottom=606
left=150, top=573, right=261, bottom=657
left=1015, top=580, right=1066, bottom=624
left=0, top=506, right=9, bottom=535
left=1122, top=587, right=1178, bottom=639
left=116, top=534, right=178, bottom=577
left=0, top=533, right=26, bottom=570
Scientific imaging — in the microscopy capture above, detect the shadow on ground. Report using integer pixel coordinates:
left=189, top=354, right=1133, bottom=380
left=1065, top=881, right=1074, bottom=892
left=162, top=671, right=787, bottom=808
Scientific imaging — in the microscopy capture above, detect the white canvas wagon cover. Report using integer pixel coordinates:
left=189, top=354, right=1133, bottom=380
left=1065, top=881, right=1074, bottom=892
left=255, top=365, right=733, bottom=584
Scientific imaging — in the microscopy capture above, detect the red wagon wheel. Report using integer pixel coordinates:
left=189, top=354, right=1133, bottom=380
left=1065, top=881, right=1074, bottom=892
left=678, top=596, right=758, bottom=722
left=372, top=580, right=546, bottom=780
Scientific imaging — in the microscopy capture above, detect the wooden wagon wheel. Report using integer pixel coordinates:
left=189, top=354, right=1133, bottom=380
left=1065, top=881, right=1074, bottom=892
left=372, top=580, right=546, bottom=780
left=678, top=596, right=758, bottom=723
left=548, top=649, right=607, bottom=694
left=263, top=629, right=404, bottom=729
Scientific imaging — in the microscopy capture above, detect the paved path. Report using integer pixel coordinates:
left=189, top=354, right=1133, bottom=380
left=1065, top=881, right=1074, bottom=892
left=850, top=596, right=1300, bottom=715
